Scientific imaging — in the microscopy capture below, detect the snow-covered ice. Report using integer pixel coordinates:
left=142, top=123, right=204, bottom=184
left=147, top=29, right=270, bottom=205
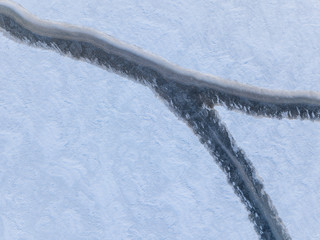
left=1, top=0, right=320, bottom=239
left=0, top=33, right=256, bottom=239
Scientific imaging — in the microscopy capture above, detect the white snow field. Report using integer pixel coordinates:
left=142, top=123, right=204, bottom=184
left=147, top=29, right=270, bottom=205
left=216, top=106, right=320, bottom=240
left=1, top=0, right=320, bottom=239
left=0, top=29, right=256, bottom=239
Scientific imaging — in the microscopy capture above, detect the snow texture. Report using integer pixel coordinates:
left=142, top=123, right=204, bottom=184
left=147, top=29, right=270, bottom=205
left=0, top=2, right=292, bottom=238
left=1, top=0, right=320, bottom=239
left=0, top=25, right=257, bottom=240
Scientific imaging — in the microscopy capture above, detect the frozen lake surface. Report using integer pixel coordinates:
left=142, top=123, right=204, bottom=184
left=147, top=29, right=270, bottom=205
left=1, top=0, right=320, bottom=239
left=0, top=33, right=256, bottom=239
